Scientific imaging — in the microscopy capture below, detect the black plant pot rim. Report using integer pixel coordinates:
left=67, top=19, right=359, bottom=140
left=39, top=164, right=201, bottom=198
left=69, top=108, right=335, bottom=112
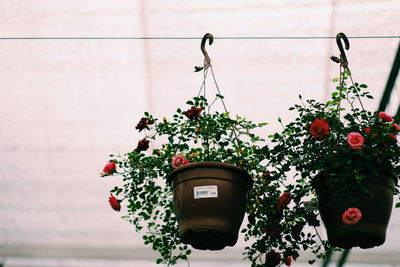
left=167, top=161, right=253, bottom=186
left=312, top=168, right=398, bottom=190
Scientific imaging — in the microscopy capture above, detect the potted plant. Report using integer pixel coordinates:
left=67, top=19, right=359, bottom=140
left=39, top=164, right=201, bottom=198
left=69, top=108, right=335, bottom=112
left=101, top=91, right=273, bottom=264
left=264, top=33, right=400, bottom=262
left=100, top=33, right=279, bottom=265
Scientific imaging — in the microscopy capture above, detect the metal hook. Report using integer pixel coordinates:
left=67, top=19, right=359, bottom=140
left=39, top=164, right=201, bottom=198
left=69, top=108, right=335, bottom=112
left=331, top=32, right=350, bottom=68
left=201, top=33, right=214, bottom=67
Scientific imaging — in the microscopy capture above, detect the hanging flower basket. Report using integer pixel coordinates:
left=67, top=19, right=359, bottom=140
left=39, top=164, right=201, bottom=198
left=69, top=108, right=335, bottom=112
left=263, top=32, right=400, bottom=264
left=100, top=33, right=274, bottom=266
left=168, top=161, right=253, bottom=250
left=315, top=170, right=396, bottom=249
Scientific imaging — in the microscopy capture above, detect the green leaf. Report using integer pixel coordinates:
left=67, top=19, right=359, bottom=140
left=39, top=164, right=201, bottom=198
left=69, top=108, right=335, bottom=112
left=248, top=214, right=255, bottom=225
left=396, top=202, right=400, bottom=208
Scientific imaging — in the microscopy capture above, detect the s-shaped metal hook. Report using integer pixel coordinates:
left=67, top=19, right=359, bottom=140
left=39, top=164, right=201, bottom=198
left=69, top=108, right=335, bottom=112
left=331, top=32, right=350, bottom=68
left=194, top=33, right=214, bottom=71
left=194, top=33, right=214, bottom=72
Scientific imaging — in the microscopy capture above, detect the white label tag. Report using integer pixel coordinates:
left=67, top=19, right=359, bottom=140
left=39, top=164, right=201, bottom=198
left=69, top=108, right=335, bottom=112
left=194, top=185, right=218, bottom=199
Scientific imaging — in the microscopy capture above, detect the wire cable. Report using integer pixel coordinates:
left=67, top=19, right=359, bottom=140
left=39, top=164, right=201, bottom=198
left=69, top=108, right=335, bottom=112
left=0, top=36, right=399, bottom=40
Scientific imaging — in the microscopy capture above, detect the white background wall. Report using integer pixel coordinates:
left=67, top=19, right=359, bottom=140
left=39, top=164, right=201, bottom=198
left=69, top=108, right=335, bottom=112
left=0, top=0, right=399, bottom=266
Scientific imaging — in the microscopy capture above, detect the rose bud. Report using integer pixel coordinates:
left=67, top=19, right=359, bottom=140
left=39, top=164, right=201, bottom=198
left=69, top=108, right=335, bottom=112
left=108, top=194, right=121, bottom=212
left=102, top=161, right=116, bottom=176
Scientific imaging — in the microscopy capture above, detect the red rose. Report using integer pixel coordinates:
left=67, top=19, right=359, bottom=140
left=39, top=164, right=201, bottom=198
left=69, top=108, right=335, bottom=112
left=347, top=132, right=364, bottom=150
left=102, top=161, right=116, bottom=175
left=284, top=256, right=292, bottom=266
left=390, top=134, right=397, bottom=141
left=392, top=123, right=400, bottom=131
left=184, top=106, right=203, bottom=120
left=309, top=119, right=330, bottom=140
left=379, top=112, right=393, bottom=122
left=135, top=138, right=150, bottom=152
left=171, top=155, right=190, bottom=168
left=265, top=250, right=281, bottom=267
left=278, top=192, right=291, bottom=210
left=342, top=207, right=362, bottom=225
left=108, top=194, right=121, bottom=212
left=135, top=117, right=155, bottom=132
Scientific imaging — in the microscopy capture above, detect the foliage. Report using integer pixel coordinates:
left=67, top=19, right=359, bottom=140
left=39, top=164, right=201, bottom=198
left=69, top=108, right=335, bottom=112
left=101, top=68, right=399, bottom=267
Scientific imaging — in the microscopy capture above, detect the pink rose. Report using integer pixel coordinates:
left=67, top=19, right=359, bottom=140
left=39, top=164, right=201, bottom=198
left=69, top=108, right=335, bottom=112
left=342, top=207, right=362, bottom=225
left=171, top=155, right=190, bottom=168
left=102, top=161, right=116, bottom=175
left=378, top=112, right=393, bottom=122
left=347, top=132, right=364, bottom=149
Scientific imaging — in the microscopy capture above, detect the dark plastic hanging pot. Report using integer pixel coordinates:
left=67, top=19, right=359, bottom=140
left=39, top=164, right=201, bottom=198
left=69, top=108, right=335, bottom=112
left=315, top=170, right=396, bottom=249
left=167, top=161, right=253, bottom=250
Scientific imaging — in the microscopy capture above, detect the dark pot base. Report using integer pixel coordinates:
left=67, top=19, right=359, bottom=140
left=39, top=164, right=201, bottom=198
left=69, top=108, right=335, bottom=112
left=181, top=227, right=237, bottom=250
left=328, top=223, right=386, bottom=249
